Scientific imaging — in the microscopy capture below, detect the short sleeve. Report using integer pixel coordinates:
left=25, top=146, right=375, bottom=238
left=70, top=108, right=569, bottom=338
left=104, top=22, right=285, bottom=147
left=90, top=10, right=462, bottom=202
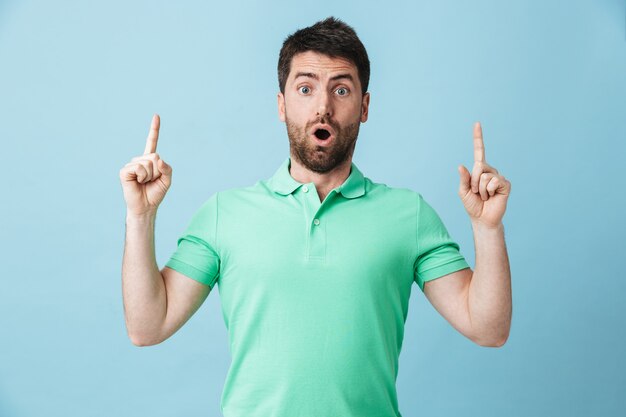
left=414, top=193, right=470, bottom=291
left=165, top=193, right=220, bottom=289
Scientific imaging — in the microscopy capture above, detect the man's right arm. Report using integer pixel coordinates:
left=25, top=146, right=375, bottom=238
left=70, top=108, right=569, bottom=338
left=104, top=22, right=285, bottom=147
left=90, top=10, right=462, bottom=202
left=122, top=212, right=211, bottom=347
left=119, top=114, right=211, bottom=347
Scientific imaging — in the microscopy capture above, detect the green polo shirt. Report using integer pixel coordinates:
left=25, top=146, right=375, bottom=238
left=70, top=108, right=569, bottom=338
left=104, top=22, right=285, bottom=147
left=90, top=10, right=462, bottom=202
left=165, top=157, right=470, bottom=417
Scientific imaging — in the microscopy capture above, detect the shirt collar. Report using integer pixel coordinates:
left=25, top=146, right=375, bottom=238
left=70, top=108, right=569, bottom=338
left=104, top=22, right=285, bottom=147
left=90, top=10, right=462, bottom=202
left=268, top=157, right=365, bottom=199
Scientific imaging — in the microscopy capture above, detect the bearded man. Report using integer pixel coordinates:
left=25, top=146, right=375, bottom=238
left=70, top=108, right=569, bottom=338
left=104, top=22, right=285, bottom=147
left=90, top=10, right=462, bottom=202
left=119, top=16, right=512, bottom=417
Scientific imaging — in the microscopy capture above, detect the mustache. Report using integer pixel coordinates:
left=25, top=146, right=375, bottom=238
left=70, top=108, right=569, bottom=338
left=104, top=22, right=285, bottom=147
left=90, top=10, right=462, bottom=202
left=306, top=116, right=339, bottom=131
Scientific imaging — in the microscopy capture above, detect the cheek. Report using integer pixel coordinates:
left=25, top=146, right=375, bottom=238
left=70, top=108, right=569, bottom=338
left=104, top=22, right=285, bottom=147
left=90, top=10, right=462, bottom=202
left=338, top=100, right=364, bottom=120
left=285, top=100, right=309, bottom=121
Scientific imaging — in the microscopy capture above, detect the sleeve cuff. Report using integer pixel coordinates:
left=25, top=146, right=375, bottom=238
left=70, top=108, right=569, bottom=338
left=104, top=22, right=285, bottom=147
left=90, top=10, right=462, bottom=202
left=416, top=258, right=470, bottom=291
left=164, top=258, right=219, bottom=289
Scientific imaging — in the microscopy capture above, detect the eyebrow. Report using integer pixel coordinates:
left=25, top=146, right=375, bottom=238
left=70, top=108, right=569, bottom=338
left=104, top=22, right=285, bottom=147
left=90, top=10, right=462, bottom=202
left=293, top=72, right=354, bottom=83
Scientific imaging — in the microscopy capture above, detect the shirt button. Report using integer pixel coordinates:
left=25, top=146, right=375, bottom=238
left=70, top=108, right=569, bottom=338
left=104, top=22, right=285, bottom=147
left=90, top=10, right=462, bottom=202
left=313, top=218, right=320, bottom=226
left=302, top=185, right=309, bottom=193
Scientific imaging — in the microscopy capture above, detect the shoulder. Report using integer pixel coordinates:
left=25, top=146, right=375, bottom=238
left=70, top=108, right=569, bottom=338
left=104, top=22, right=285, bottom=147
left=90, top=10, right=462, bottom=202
left=363, top=176, right=423, bottom=204
left=195, top=180, right=280, bottom=220
left=216, top=180, right=273, bottom=203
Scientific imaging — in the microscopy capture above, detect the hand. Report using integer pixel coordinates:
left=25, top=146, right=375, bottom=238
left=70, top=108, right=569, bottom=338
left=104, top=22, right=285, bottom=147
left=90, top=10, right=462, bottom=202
left=119, top=114, right=173, bottom=216
left=458, top=122, right=511, bottom=228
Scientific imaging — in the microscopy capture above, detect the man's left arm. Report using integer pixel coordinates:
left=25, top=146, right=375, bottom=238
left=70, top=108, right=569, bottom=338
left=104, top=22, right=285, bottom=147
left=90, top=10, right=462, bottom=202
left=466, top=220, right=511, bottom=347
left=424, top=122, right=512, bottom=347
left=462, top=122, right=513, bottom=347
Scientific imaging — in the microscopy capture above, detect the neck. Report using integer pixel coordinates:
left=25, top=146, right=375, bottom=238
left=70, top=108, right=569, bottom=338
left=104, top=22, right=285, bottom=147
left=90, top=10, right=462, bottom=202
left=288, top=154, right=352, bottom=202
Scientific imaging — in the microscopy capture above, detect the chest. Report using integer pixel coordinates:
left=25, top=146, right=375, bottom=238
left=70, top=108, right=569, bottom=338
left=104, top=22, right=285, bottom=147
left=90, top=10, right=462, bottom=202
left=216, top=195, right=416, bottom=295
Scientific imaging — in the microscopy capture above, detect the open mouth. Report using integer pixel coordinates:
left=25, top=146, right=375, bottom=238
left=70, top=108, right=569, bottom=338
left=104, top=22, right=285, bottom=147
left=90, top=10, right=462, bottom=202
left=314, top=129, right=331, bottom=140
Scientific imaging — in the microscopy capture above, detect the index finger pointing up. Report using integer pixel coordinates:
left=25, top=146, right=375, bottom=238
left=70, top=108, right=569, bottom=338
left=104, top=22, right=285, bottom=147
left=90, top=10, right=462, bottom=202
left=144, top=114, right=160, bottom=155
left=473, top=121, right=485, bottom=163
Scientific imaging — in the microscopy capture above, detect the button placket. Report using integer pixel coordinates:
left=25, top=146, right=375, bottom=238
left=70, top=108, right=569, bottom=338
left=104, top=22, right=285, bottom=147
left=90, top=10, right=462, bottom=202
left=301, top=184, right=326, bottom=261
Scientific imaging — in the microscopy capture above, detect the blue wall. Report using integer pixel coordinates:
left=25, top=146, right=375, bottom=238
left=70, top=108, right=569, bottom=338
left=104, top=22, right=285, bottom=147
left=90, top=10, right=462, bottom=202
left=1, top=1, right=624, bottom=416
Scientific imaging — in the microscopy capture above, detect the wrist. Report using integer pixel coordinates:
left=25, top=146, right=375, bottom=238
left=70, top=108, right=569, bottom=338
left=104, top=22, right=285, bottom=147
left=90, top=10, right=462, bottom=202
left=470, top=219, right=504, bottom=233
left=126, top=210, right=157, bottom=224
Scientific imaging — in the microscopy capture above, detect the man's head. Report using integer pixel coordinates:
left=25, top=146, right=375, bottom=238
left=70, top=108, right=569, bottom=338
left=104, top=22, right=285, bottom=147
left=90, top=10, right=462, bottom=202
left=277, top=17, right=371, bottom=174
left=278, top=17, right=370, bottom=96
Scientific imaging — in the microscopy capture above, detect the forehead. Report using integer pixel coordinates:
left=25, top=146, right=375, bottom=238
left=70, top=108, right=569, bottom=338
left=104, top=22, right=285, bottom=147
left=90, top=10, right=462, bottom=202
left=288, top=51, right=358, bottom=80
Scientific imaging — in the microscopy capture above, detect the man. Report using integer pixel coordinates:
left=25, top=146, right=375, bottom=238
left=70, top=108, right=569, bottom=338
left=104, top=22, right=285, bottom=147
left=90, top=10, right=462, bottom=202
left=119, top=16, right=512, bottom=417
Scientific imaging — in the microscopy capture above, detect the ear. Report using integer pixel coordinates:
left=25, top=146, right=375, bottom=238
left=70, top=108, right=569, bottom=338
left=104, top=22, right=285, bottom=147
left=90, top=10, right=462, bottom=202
left=360, top=92, right=370, bottom=123
left=277, top=92, right=286, bottom=122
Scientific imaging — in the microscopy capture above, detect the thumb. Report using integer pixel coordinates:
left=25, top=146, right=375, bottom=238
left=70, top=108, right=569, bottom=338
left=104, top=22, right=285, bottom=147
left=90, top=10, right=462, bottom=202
left=458, top=164, right=471, bottom=195
left=159, top=159, right=172, bottom=175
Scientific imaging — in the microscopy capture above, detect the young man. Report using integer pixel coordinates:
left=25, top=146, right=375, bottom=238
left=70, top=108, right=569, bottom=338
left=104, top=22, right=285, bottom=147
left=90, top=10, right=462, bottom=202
left=119, top=16, right=512, bottom=417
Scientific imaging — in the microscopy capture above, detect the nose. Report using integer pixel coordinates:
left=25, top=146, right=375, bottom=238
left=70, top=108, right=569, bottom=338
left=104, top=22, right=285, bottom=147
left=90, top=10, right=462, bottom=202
left=316, top=90, right=332, bottom=118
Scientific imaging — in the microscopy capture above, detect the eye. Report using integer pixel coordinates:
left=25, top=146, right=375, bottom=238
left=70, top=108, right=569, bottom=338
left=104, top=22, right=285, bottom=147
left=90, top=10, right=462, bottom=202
left=298, top=86, right=311, bottom=94
left=335, top=87, right=349, bottom=96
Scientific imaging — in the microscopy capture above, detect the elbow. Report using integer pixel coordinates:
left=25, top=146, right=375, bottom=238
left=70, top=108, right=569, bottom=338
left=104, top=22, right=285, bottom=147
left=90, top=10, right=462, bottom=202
left=128, top=330, right=163, bottom=347
left=129, top=336, right=150, bottom=347
left=473, top=331, right=510, bottom=348
left=125, top=317, right=165, bottom=347
left=480, top=337, right=508, bottom=348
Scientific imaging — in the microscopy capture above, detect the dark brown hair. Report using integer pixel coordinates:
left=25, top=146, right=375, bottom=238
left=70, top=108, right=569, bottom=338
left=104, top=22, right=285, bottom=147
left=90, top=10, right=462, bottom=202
left=277, top=17, right=370, bottom=95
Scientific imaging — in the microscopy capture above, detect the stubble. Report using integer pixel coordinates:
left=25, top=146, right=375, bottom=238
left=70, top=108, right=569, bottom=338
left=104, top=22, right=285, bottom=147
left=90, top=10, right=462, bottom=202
left=286, top=115, right=361, bottom=174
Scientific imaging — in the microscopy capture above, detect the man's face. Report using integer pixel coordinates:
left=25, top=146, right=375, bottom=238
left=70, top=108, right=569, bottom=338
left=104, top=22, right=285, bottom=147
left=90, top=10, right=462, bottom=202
left=278, top=51, right=370, bottom=173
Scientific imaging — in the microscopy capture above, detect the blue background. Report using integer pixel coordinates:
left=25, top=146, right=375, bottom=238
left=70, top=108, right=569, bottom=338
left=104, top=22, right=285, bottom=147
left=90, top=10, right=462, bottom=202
left=1, top=0, right=624, bottom=416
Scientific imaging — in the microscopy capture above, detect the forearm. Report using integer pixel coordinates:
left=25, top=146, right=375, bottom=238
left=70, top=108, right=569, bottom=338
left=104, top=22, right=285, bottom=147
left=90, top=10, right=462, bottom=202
left=122, top=212, right=167, bottom=346
left=467, top=221, right=512, bottom=346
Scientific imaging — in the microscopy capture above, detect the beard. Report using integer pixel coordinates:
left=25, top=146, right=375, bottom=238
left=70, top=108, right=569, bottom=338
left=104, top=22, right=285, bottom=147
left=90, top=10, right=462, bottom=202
left=285, top=113, right=361, bottom=174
